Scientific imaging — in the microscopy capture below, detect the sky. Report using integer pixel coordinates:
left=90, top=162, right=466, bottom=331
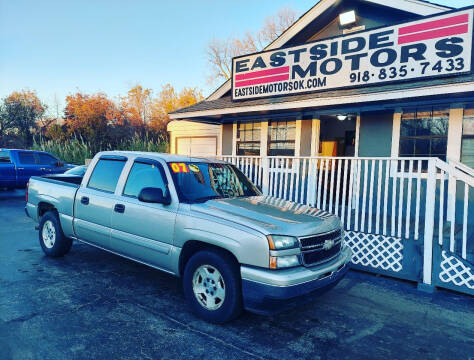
left=0, top=0, right=472, bottom=116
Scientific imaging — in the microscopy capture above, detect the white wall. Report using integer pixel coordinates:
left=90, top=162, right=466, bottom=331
left=167, top=120, right=221, bottom=155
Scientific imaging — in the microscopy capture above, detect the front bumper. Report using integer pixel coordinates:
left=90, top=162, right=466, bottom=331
left=241, top=247, right=352, bottom=315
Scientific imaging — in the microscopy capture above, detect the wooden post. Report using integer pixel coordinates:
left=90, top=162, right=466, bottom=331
left=232, top=122, right=237, bottom=156
left=446, top=104, right=464, bottom=221
left=390, top=108, right=402, bottom=157
left=422, top=158, right=436, bottom=289
left=295, top=115, right=302, bottom=157
left=355, top=113, right=361, bottom=157
left=308, top=116, right=320, bottom=205
left=218, top=124, right=223, bottom=156
left=310, top=117, right=320, bottom=157
left=260, top=120, right=268, bottom=157
left=260, top=120, right=269, bottom=195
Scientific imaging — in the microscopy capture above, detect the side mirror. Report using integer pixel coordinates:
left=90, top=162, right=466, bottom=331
left=138, top=187, right=171, bottom=205
left=56, top=161, right=64, bottom=167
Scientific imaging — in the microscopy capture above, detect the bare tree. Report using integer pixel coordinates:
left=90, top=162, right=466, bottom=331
left=206, top=38, right=233, bottom=82
left=206, top=6, right=297, bottom=84
left=52, top=93, right=63, bottom=123
left=206, top=33, right=258, bottom=82
left=257, top=6, right=297, bottom=46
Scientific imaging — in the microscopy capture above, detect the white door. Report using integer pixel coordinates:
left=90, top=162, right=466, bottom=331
left=176, top=137, right=216, bottom=157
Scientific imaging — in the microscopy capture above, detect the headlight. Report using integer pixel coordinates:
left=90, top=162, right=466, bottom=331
left=269, top=255, right=300, bottom=269
left=267, top=235, right=299, bottom=250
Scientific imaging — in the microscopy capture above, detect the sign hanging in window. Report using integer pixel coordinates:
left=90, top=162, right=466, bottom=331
left=231, top=8, right=473, bottom=101
left=169, top=162, right=189, bottom=173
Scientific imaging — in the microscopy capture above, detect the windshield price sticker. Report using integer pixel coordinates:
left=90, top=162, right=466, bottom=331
left=188, top=164, right=200, bottom=173
left=170, top=162, right=189, bottom=173
left=231, top=8, right=473, bottom=100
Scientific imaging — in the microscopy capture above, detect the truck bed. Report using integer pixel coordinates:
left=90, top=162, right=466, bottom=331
left=42, top=174, right=83, bottom=185
left=26, top=176, right=81, bottom=238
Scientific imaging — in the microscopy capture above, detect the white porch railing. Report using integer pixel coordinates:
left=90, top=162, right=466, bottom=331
left=222, top=156, right=433, bottom=239
left=217, top=155, right=474, bottom=294
left=432, top=158, right=474, bottom=291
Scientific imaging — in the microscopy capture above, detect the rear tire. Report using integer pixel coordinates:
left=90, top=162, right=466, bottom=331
left=39, top=211, right=72, bottom=257
left=183, top=249, right=243, bottom=323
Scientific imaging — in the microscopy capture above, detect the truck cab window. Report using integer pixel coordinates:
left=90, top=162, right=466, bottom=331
left=37, top=153, right=58, bottom=166
left=18, top=152, right=36, bottom=164
left=0, top=151, right=11, bottom=163
left=87, top=159, right=126, bottom=193
left=123, top=162, right=167, bottom=198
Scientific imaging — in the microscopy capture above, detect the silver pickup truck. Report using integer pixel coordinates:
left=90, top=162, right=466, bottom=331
left=26, top=151, right=352, bottom=323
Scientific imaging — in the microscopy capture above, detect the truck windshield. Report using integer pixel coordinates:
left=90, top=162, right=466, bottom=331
left=168, top=162, right=261, bottom=203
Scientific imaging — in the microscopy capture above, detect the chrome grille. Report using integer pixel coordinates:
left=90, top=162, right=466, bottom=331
left=299, top=229, right=343, bottom=266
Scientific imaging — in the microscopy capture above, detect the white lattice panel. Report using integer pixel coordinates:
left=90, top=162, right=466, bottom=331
left=439, top=251, right=474, bottom=290
left=344, top=231, right=403, bottom=272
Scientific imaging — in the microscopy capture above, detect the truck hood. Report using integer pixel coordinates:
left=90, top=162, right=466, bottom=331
left=191, top=196, right=341, bottom=237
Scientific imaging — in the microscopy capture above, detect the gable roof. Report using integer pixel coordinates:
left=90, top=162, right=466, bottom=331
left=206, top=0, right=451, bottom=101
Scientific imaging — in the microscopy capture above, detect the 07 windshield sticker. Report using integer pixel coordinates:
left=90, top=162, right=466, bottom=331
left=170, top=162, right=189, bottom=173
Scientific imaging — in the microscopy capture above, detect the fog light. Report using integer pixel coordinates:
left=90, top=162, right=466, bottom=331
left=270, top=255, right=300, bottom=269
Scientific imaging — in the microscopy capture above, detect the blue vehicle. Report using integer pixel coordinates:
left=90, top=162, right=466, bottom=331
left=0, top=149, right=74, bottom=189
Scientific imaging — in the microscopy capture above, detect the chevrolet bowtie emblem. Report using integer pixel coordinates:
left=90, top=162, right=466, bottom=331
left=323, top=239, right=335, bottom=250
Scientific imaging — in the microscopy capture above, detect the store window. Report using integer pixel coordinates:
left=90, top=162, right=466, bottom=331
left=236, top=122, right=261, bottom=156
left=461, top=104, right=474, bottom=168
left=399, top=106, right=449, bottom=161
left=268, top=119, right=296, bottom=156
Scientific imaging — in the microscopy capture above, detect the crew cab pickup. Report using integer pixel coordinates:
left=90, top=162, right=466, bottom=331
left=0, top=149, right=72, bottom=189
left=26, top=151, right=352, bottom=323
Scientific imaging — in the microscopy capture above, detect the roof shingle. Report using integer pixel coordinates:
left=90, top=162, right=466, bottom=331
left=171, top=73, right=474, bottom=116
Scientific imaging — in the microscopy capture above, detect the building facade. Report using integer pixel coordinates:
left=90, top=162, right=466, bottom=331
left=168, top=0, right=474, bottom=295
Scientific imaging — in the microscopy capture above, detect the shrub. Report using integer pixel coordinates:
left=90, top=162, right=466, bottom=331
left=32, top=135, right=169, bottom=165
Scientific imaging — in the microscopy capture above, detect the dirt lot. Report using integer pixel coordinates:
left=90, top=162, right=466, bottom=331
left=1, top=189, right=473, bottom=360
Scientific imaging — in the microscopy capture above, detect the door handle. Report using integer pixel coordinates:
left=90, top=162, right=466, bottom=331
left=114, top=204, right=125, bottom=213
left=81, top=196, right=89, bottom=205
left=17, top=167, right=24, bottom=170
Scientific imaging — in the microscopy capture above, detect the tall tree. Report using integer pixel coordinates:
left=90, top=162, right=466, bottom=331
left=64, top=92, right=119, bottom=150
left=150, top=84, right=203, bottom=133
left=207, top=33, right=258, bottom=82
left=120, top=85, right=153, bottom=127
left=206, top=6, right=296, bottom=83
left=257, top=6, right=296, bottom=46
left=1, top=90, right=46, bottom=146
left=0, top=103, right=15, bottom=145
left=177, top=87, right=204, bottom=109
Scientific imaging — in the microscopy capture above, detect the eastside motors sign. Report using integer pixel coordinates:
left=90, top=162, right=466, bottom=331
left=231, top=8, right=474, bottom=101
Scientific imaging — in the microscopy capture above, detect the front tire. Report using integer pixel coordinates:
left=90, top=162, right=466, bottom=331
left=183, top=249, right=242, bottom=323
left=39, top=211, right=72, bottom=257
